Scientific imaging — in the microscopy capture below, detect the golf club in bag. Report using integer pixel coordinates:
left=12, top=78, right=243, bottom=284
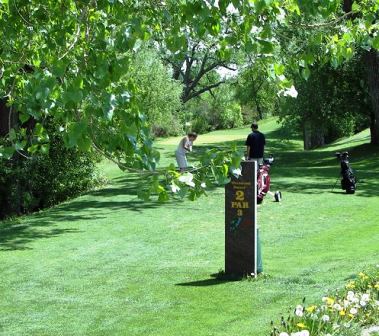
left=257, top=155, right=282, bottom=204
left=334, top=151, right=356, bottom=194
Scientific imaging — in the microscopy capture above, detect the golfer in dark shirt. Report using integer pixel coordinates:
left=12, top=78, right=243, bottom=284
left=245, top=122, right=265, bottom=164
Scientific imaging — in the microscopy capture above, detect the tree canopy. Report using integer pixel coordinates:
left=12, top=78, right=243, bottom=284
left=1, top=0, right=379, bottom=200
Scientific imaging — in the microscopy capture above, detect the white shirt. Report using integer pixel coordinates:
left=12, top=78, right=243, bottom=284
left=176, top=136, right=192, bottom=155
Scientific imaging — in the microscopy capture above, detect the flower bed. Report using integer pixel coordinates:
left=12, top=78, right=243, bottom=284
left=270, top=266, right=379, bottom=336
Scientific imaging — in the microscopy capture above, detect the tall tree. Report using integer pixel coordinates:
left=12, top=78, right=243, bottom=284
left=162, top=39, right=237, bottom=103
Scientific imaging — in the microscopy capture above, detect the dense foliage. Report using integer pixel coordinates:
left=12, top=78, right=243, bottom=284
left=235, top=61, right=279, bottom=122
left=1, top=0, right=379, bottom=202
left=279, top=57, right=371, bottom=149
left=128, top=47, right=183, bottom=137
left=0, top=122, right=102, bottom=219
left=184, top=84, right=243, bottom=134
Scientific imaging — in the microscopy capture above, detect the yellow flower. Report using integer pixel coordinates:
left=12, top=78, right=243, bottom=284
left=348, top=314, right=354, bottom=319
left=340, top=310, right=346, bottom=316
left=297, top=323, right=306, bottom=329
left=346, top=281, right=356, bottom=289
left=306, top=305, right=317, bottom=313
left=325, top=297, right=335, bottom=305
left=359, top=272, right=366, bottom=278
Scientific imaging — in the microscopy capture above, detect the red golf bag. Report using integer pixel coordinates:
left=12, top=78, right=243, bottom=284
left=257, top=156, right=281, bottom=204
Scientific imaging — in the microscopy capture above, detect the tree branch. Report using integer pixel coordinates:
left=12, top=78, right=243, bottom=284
left=184, top=80, right=225, bottom=102
left=299, top=11, right=353, bottom=28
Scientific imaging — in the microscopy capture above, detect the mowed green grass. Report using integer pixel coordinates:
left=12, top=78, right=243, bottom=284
left=0, top=118, right=378, bottom=336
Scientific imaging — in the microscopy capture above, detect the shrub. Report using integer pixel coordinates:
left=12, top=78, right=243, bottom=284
left=0, top=123, right=103, bottom=219
left=129, top=46, right=183, bottom=137
left=270, top=266, right=379, bottom=336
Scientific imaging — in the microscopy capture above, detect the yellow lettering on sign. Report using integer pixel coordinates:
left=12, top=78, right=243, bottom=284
left=236, top=190, right=245, bottom=201
left=237, top=209, right=243, bottom=216
left=232, top=202, right=249, bottom=209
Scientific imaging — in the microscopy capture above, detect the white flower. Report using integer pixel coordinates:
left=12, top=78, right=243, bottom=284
left=322, top=314, right=330, bottom=322
left=361, top=294, right=370, bottom=302
left=231, top=167, right=242, bottom=178
left=333, top=303, right=342, bottom=311
left=349, top=307, right=358, bottom=315
left=347, top=291, right=355, bottom=301
left=283, top=85, right=298, bottom=98
left=295, top=305, right=304, bottom=317
left=360, top=300, right=367, bottom=307
left=291, top=331, right=309, bottom=336
left=178, top=173, right=195, bottom=187
left=170, top=183, right=180, bottom=193
left=200, top=182, right=206, bottom=188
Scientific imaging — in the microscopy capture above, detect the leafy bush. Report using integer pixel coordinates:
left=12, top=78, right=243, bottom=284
left=0, top=123, right=103, bottom=219
left=270, top=266, right=379, bottom=336
left=129, top=46, right=183, bottom=137
left=183, top=85, right=243, bottom=134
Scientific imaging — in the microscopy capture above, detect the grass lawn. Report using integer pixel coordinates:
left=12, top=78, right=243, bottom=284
left=0, top=118, right=378, bottom=336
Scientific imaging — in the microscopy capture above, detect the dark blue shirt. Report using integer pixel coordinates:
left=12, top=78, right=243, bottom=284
left=245, top=131, right=266, bottom=158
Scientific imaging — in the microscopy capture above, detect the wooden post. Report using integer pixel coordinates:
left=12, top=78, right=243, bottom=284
left=225, top=161, right=257, bottom=276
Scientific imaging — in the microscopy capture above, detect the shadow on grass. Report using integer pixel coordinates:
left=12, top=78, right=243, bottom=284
left=176, top=272, right=243, bottom=286
left=0, top=219, right=81, bottom=251
left=0, top=175, right=181, bottom=251
left=1, top=126, right=377, bottom=250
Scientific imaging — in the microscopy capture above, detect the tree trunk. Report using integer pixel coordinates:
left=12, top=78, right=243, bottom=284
left=303, top=120, right=325, bottom=149
left=364, top=50, right=379, bottom=145
left=0, top=99, right=10, bottom=136
left=343, top=0, right=353, bottom=12
left=254, top=97, right=263, bottom=120
left=0, top=98, right=19, bottom=137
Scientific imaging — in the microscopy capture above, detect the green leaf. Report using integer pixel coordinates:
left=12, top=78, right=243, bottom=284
left=137, top=190, right=151, bottom=201
left=258, top=40, right=274, bottom=54
left=302, top=67, right=311, bottom=80
left=303, top=53, right=315, bottom=66
left=8, top=128, right=17, bottom=141
left=0, top=146, right=15, bottom=159
left=77, top=137, right=92, bottom=152
left=103, top=93, right=117, bottom=121
left=372, top=35, right=379, bottom=50
left=19, top=113, right=30, bottom=124
left=274, top=63, right=285, bottom=76
left=158, top=190, right=169, bottom=202
left=52, top=61, right=68, bottom=77
left=352, top=2, right=360, bottom=12
left=27, top=144, right=40, bottom=154
left=40, top=144, right=50, bottom=154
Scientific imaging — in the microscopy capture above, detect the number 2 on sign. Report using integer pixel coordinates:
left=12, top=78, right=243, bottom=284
left=236, top=190, right=245, bottom=201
